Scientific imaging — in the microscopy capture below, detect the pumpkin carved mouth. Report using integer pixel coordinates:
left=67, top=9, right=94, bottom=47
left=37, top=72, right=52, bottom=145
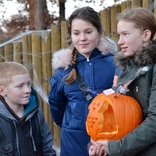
left=86, top=93, right=142, bottom=141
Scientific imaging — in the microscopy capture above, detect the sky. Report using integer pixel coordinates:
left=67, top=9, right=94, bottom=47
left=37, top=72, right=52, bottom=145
left=1, top=0, right=26, bottom=20
left=0, top=0, right=126, bottom=31
left=1, top=0, right=117, bottom=20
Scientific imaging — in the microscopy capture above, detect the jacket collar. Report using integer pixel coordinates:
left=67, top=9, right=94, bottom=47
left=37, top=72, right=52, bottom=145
left=52, top=37, right=117, bottom=70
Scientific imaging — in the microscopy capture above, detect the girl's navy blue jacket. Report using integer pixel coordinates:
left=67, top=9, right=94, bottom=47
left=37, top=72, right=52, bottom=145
left=48, top=38, right=119, bottom=156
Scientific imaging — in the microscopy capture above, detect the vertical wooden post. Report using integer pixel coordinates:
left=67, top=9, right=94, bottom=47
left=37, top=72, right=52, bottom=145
left=132, top=0, right=142, bottom=8
left=154, top=0, right=156, bottom=18
left=121, top=0, right=132, bottom=12
left=0, top=47, right=4, bottom=62
left=51, top=25, right=61, bottom=75
left=61, top=21, right=69, bottom=48
left=31, top=32, right=43, bottom=109
left=99, top=8, right=111, bottom=37
left=13, top=42, right=22, bottom=63
left=41, top=30, right=51, bottom=123
left=22, top=35, right=33, bottom=80
left=111, top=5, right=121, bottom=42
left=51, top=24, right=61, bottom=147
left=4, top=43, right=13, bottom=61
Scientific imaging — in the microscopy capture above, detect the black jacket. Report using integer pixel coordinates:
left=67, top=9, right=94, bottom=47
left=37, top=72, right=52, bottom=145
left=0, top=88, right=56, bottom=156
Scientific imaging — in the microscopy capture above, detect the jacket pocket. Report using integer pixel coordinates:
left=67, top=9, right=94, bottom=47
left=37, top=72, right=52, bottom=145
left=0, top=141, right=17, bottom=156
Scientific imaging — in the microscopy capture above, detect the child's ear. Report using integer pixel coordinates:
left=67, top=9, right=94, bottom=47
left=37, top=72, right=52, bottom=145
left=143, top=29, right=151, bottom=42
left=0, top=86, right=6, bottom=96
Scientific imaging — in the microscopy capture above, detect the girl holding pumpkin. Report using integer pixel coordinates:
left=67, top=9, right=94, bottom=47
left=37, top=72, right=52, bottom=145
left=48, top=6, right=120, bottom=156
left=88, top=7, right=156, bottom=156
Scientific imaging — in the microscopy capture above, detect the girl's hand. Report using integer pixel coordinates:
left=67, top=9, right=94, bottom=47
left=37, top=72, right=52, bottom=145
left=89, top=140, right=105, bottom=156
left=96, top=140, right=109, bottom=155
left=88, top=144, right=97, bottom=156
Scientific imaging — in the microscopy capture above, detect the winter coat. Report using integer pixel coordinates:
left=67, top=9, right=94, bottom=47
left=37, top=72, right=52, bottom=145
left=109, top=40, right=156, bottom=156
left=0, top=87, right=56, bottom=156
left=48, top=38, right=119, bottom=156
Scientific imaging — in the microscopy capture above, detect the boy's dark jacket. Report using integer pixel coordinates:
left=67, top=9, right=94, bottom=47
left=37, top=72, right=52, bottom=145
left=109, top=40, right=156, bottom=156
left=0, top=87, right=56, bottom=156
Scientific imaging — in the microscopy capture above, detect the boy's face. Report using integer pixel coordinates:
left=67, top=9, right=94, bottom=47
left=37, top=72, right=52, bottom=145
left=2, top=73, right=31, bottom=108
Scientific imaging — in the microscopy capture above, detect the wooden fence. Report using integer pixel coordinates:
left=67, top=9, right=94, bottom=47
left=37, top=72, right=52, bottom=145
left=0, top=0, right=156, bottom=153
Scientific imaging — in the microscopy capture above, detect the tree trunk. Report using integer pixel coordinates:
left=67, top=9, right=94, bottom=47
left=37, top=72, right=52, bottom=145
left=59, top=2, right=65, bottom=19
left=28, top=0, right=43, bottom=30
left=35, top=0, right=43, bottom=30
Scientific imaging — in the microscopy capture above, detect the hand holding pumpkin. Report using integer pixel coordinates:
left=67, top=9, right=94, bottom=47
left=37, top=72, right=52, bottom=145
left=89, top=140, right=108, bottom=156
left=96, top=140, right=109, bottom=156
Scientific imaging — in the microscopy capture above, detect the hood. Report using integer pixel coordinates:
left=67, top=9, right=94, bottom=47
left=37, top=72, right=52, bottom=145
left=115, top=40, right=156, bottom=69
left=24, top=87, right=39, bottom=115
left=0, top=100, right=14, bottom=120
left=52, top=37, right=117, bottom=70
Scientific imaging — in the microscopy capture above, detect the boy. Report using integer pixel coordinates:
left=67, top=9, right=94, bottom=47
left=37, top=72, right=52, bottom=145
left=0, top=61, right=56, bottom=156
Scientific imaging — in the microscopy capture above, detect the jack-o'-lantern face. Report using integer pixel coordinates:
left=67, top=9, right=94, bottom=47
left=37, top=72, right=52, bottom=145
left=86, top=93, right=142, bottom=141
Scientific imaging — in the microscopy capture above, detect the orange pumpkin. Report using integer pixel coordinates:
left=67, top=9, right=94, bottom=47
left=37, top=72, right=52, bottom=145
left=86, top=92, right=143, bottom=141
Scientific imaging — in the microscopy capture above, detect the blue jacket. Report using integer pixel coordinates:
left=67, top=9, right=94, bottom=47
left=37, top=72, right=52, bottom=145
left=49, top=38, right=118, bottom=156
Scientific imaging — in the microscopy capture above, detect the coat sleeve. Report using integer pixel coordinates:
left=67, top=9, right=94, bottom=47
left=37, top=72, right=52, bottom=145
left=108, top=65, right=156, bottom=156
left=37, top=109, right=56, bottom=156
left=48, top=71, right=67, bottom=127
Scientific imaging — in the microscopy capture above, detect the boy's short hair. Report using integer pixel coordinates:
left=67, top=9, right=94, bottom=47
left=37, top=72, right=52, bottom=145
left=0, top=62, right=29, bottom=86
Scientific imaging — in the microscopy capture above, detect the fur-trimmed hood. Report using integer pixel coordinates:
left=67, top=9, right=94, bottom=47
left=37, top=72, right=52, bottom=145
left=52, top=37, right=117, bottom=70
left=115, top=40, right=156, bottom=69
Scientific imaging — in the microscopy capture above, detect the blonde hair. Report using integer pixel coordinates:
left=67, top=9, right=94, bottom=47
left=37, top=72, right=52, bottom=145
left=0, top=62, right=29, bottom=86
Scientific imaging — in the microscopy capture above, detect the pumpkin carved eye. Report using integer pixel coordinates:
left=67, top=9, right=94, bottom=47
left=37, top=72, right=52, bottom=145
left=86, top=93, right=143, bottom=141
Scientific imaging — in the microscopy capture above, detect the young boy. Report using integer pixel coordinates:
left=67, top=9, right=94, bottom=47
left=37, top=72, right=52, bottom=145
left=0, top=61, right=56, bottom=156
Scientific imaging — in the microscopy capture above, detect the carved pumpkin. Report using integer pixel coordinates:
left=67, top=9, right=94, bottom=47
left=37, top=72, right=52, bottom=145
left=86, top=93, right=143, bottom=141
